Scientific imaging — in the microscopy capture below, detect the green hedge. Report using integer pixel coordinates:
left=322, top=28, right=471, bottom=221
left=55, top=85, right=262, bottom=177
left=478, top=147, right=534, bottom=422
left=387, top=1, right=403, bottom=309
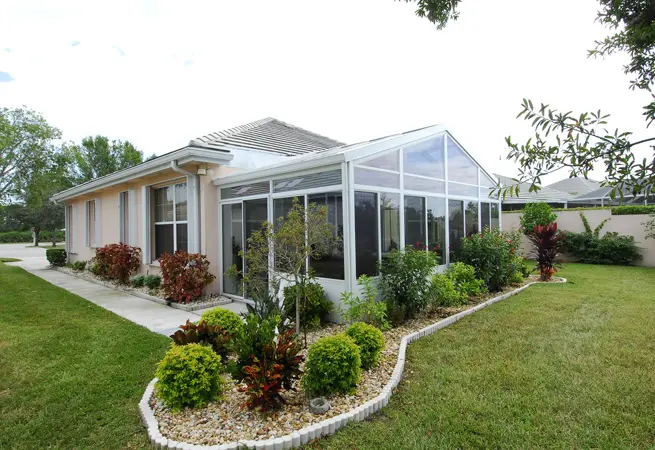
left=611, top=205, right=655, bottom=215
left=0, top=230, right=65, bottom=243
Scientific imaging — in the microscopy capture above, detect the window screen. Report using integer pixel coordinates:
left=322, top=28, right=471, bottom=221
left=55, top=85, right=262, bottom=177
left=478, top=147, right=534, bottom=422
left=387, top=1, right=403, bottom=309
left=221, top=181, right=270, bottom=200
left=273, top=169, right=341, bottom=193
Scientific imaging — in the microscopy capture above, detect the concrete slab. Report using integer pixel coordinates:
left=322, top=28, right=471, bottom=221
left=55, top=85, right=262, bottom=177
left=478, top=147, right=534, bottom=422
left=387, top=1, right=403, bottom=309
left=0, top=243, right=248, bottom=336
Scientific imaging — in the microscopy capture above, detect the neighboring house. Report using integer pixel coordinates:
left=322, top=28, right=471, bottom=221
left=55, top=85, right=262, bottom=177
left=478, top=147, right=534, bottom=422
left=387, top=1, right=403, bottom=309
left=546, top=177, right=601, bottom=197
left=493, top=174, right=572, bottom=210
left=52, top=118, right=501, bottom=308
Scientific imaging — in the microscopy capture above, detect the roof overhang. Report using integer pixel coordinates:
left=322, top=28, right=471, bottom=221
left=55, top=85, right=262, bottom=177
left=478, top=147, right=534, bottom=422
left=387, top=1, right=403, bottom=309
left=51, top=146, right=233, bottom=202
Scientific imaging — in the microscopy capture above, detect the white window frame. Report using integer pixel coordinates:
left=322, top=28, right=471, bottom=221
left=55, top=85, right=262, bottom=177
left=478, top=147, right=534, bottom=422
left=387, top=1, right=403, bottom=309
left=86, top=200, right=96, bottom=248
left=119, top=191, right=129, bottom=244
left=153, top=182, right=188, bottom=259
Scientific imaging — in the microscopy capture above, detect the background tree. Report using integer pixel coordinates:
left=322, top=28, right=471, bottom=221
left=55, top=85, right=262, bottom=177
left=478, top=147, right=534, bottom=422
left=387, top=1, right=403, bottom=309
left=227, top=198, right=338, bottom=338
left=400, top=0, right=655, bottom=197
left=68, top=136, right=145, bottom=183
left=0, top=107, right=62, bottom=203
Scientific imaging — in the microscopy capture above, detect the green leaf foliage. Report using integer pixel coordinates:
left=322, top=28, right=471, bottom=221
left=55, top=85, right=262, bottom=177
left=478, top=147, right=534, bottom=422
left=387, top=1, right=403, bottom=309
left=283, top=280, right=332, bottom=331
left=200, top=308, right=244, bottom=338
left=339, top=275, right=390, bottom=330
left=303, top=334, right=361, bottom=396
left=155, top=343, right=223, bottom=411
left=143, top=274, right=161, bottom=289
left=345, top=322, right=385, bottom=370
left=45, top=248, right=66, bottom=266
left=71, top=260, right=86, bottom=272
left=445, top=262, right=487, bottom=297
left=612, top=205, right=655, bottom=215
left=130, top=274, right=145, bottom=288
left=519, top=203, right=557, bottom=234
left=429, top=273, right=467, bottom=307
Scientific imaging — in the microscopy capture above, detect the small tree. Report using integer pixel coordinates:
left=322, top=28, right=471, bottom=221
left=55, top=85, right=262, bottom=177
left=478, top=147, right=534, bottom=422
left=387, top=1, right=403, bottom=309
left=527, top=223, right=565, bottom=281
left=227, top=198, right=338, bottom=338
left=520, top=203, right=557, bottom=235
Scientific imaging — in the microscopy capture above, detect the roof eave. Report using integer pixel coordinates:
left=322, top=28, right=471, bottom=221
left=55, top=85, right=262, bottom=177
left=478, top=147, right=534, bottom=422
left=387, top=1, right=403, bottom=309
left=51, top=147, right=234, bottom=202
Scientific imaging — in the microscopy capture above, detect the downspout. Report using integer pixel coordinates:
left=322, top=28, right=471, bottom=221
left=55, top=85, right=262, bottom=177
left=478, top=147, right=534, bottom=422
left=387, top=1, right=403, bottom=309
left=171, top=161, right=201, bottom=254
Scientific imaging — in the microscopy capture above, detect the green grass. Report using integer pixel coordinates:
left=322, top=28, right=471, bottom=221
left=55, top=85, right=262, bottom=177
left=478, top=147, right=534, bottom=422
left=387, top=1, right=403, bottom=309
left=0, top=257, right=21, bottom=262
left=0, top=264, right=170, bottom=449
left=309, top=264, right=655, bottom=449
left=26, top=243, right=66, bottom=249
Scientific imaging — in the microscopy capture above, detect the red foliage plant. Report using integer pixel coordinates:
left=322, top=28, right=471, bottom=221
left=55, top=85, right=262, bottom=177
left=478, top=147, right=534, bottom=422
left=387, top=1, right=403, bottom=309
left=158, top=251, right=216, bottom=303
left=238, top=328, right=304, bottom=412
left=93, top=243, right=141, bottom=284
left=528, top=222, right=566, bottom=281
left=170, top=320, right=232, bottom=361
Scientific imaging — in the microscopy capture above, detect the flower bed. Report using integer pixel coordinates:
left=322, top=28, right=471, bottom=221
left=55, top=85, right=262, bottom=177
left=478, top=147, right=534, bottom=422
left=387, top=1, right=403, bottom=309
left=141, top=277, right=565, bottom=448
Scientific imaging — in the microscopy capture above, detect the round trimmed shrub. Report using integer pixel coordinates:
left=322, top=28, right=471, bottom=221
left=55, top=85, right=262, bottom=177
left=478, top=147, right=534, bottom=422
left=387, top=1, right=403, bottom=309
left=155, top=343, right=223, bottom=410
left=303, top=334, right=361, bottom=395
left=200, top=308, right=243, bottom=337
left=345, top=322, right=385, bottom=370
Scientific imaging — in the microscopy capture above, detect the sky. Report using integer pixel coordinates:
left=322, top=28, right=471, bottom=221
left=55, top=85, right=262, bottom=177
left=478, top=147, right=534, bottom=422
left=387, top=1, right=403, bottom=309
left=0, top=0, right=652, bottom=184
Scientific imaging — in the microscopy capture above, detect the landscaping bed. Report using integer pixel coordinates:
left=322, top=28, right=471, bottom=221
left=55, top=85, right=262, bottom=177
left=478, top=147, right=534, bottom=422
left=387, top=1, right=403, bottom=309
left=150, top=278, right=540, bottom=446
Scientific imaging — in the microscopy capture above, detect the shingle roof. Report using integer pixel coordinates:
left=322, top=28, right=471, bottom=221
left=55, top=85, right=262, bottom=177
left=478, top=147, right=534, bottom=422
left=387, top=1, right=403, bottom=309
left=492, top=174, right=572, bottom=204
left=191, top=117, right=345, bottom=156
left=546, top=177, right=601, bottom=196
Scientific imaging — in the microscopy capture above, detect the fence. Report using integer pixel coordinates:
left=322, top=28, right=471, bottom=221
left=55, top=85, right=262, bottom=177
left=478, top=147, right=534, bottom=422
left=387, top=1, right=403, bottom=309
left=502, top=209, right=655, bottom=267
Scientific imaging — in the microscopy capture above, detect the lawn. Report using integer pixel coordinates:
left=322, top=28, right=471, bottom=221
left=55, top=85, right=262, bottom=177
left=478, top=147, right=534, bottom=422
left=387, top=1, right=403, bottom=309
left=308, top=264, right=655, bottom=449
left=0, top=257, right=21, bottom=262
left=0, top=263, right=170, bottom=449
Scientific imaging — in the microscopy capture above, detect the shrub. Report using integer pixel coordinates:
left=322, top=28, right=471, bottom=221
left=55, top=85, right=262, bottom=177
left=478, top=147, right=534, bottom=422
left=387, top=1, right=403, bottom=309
left=345, top=322, right=385, bottom=370
left=429, top=273, right=467, bottom=307
left=131, top=274, right=145, bottom=287
left=92, top=243, right=141, bottom=284
left=201, top=308, right=243, bottom=338
left=143, top=274, right=161, bottom=290
left=71, top=260, right=87, bottom=272
left=528, top=223, right=565, bottom=281
left=46, top=248, right=67, bottom=266
left=459, top=228, right=523, bottom=292
left=339, top=275, right=389, bottom=330
left=233, top=313, right=279, bottom=383
left=613, top=205, right=655, bottom=215
left=303, top=334, right=361, bottom=396
left=283, top=280, right=332, bottom=330
left=0, top=230, right=65, bottom=243
left=159, top=251, right=216, bottom=303
left=246, top=282, right=286, bottom=323
left=170, top=320, right=232, bottom=362
left=379, top=247, right=438, bottom=321
left=155, top=343, right=223, bottom=411
left=237, top=328, right=304, bottom=411
left=446, top=262, right=487, bottom=297
left=520, top=203, right=557, bottom=234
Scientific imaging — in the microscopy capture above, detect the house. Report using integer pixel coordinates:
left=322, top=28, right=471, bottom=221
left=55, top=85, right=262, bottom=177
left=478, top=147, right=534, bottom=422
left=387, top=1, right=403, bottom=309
left=493, top=174, right=573, bottom=210
left=51, top=118, right=501, bottom=310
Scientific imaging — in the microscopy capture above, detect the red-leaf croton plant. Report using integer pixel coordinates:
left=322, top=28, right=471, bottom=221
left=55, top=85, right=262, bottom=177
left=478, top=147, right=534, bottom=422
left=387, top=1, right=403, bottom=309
left=159, top=251, right=216, bottom=303
left=93, top=243, right=141, bottom=284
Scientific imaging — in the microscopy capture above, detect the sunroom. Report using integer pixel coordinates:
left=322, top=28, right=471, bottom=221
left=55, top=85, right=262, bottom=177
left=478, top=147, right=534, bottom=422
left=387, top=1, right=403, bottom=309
left=213, top=125, right=501, bottom=313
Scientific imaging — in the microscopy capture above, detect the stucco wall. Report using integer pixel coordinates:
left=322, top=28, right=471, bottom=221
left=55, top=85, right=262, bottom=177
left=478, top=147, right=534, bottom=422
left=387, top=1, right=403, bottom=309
left=502, top=209, right=655, bottom=267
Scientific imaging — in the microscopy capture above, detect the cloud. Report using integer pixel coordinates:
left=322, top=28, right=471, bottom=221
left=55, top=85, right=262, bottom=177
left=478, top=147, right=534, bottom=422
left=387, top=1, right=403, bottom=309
left=113, top=46, right=126, bottom=57
left=0, top=71, right=15, bottom=82
left=183, top=59, right=193, bottom=66
left=3, top=48, right=11, bottom=52
left=71, top=40, right=81, bottom=47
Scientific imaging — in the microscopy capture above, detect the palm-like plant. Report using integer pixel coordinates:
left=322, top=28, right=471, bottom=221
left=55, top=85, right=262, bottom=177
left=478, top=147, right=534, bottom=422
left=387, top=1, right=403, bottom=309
left=528, top=223, right=565, bottom=281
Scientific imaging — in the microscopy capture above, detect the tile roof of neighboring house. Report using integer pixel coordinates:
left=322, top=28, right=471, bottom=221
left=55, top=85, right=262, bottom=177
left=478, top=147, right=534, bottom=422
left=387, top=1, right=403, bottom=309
left=546, top=177, right=601, bottom=196
left=492, top=174, right=572, bottom=204
left=190, top=117, right=345, bottom=156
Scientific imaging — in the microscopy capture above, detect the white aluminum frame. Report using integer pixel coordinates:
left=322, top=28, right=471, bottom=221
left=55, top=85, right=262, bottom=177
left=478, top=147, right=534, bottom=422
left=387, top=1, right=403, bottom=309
left=152, top=182, right=189, bottom=259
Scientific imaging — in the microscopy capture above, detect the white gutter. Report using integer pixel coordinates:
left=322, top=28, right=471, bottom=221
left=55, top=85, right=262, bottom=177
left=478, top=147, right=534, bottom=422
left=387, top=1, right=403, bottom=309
left=171, top=160, right=201, bottom=254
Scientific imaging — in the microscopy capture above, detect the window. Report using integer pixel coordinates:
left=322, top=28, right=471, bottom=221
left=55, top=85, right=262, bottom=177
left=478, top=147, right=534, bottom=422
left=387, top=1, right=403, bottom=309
left=404, top=175, right=445, bottom=194
left=403, top=136, right=445, bottom=179
left=86, top=200, right=96, bottom=247
left=154, top=183, right=188, bottom=259
left=448, top=182, right=478, bottom=197
left=222, top=203, right=243, bottom=296
left=67, top=205, right=73, bottom=251
left=355, top=192, right=378, bottom=277
left=465, top=201, right=479, bottom=236
left=221, top=181, right=270, bottom=200
left=273, top=169, right=341, bottom=193
left=481, top=202, right=491, bottom=231
left=491, top=203, right=500, bottom=229
left=243, top=198, right=268, bottom=299
left=380, top=193, right=400, bottom=261
left=448, top=200, right=464, bottom=262
left=119, top=191, right=129, bottom=244
left=427, top=197, right=446, bottom=264
left=404, top=196, right=426, bottom=249
left=359, top=150, right=399, bottom=171
left=447, top=136, right=478, bottom=184
left=354, top=167, right=400, bottom=189
left=308, top=192, right=344, bottom=279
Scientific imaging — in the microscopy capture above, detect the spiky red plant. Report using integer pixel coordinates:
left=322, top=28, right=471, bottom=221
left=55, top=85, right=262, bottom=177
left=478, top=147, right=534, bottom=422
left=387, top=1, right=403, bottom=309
left=528, top=222, right=565, bottom=281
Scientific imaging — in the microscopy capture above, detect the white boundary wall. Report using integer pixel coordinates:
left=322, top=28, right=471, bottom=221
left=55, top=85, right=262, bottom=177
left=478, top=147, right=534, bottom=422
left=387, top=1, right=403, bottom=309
left=502, top=209, right=655, bottom=267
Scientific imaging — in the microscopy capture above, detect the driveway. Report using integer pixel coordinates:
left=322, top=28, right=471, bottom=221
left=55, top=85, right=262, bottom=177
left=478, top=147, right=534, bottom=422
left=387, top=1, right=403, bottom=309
left=0, top=243, right=246, bottom=336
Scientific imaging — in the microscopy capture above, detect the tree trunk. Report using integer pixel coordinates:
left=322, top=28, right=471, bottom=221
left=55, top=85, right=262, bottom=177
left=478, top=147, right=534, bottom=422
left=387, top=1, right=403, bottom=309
left=51, top=229, right=57, bottom=247
left=33, top=227, right=40, bottom=247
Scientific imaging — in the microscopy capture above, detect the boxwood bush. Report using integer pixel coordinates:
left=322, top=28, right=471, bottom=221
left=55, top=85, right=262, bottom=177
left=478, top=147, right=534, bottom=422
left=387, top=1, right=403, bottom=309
left=155, top=343, right=223, bottom=410
left=563, top=231, right=641, bottom=265
left=46, top=248, right=67, bottom=266
left=143, top=274, right=161, bottom=290
left=303, top=334, right=361, bottom=395
left=345, top=322, right=385, bottom=370
left=71, top=260, right=87, bottom=271
left=283, top=280, right=332, bottom=330
left=201, top=308, right=243, bottom=338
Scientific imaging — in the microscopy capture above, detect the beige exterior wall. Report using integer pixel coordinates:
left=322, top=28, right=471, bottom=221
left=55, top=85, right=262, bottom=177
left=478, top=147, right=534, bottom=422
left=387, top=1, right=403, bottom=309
left=64, top=164, right=225, bottom=293
left=502, top=209, right=655, bottom=267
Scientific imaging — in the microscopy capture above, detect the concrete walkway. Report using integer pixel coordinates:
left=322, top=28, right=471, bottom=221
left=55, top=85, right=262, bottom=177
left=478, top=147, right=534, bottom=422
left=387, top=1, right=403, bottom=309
left=0, top=243, right=247, bottom=336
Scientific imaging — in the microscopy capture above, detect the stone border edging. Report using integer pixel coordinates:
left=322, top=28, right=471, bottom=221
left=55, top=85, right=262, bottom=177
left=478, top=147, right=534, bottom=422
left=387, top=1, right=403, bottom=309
left=51, top=267, right=231, bottom=312
left=139, top=277, right=567, bottom=449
